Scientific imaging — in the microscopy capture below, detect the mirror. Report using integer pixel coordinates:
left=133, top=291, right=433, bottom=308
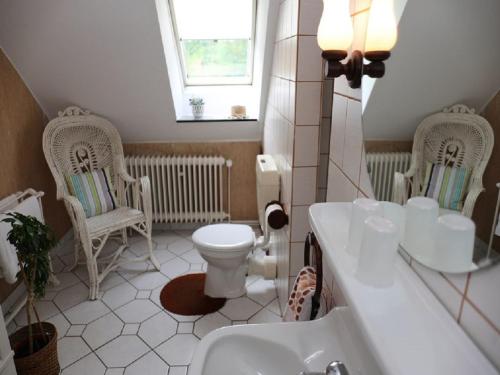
left=361, top=0, right=500, bottom=273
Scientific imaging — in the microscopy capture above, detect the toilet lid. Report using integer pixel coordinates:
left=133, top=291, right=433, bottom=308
left=192, top=224, right=255, bottom=251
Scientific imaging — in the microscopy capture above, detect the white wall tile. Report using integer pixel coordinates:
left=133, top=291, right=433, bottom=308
left=290, top=205, right=311, bottom=242
left=290, top=242, right=305, bottom=276
left=326, top=162, right=357, bottom=203
left=294, top=125, right=319, bottom=166
left=342, top=99, right=363, bottom=183
left=467, top=264, right=500, bottom=329
left=295, top=82, right=322, bottom=125
left=411, top=262, right=463, bottom=320
left=292, top=167, right=318, bottom=205
left=297, top=36, right=323, bottom=82
left=460, top=301, right=500, bottom=370
left=298, top=0, right=323, bottom=35
left=319, top=117, right=331, bottom=153
left=330, top=94, right=348, bottom=166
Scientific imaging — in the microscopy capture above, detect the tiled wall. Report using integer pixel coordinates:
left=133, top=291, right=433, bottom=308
left=323, top=1, right=500, bottom=369
left=263, top=0, right=325, bottom=312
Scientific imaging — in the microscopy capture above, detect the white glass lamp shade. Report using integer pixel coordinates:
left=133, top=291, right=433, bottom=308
left=365, top=0, right=398, bottom=52
left=356, top=216, right=399, bottom=288
left=403, top=197, right=439, bottom=262
left=317, top=0, right=353, bottom=51
left=347, top=198, right=383, bottom=257
left=433, top=214, right=475, bottom=273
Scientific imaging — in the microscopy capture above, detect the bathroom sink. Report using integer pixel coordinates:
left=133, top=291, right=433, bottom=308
left=189, top=307, right=381, bottom=375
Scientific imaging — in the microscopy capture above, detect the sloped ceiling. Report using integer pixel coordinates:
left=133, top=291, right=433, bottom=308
left=0, top=0, right=263, bottom=142
left=362, top=0, right=500, bottom=140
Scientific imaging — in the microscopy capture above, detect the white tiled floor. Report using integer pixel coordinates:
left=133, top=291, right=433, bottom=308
left=7, top=229, right=281, bottom=374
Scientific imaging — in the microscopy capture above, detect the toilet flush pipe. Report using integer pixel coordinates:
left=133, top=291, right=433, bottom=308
left=249, top=202, right=288, bottom=279
left=255, top=201, right=288, bottom=249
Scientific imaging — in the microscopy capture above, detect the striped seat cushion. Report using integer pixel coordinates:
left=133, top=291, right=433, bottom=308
left=421, top=162, right=471, bottom=211
left=65, top=167, right=117, bottom=218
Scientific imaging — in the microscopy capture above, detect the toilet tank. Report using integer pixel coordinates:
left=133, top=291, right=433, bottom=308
left=256, top=155, right=280, bottom=229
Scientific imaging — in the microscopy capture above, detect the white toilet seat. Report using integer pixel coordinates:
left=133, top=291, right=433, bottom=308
left=192, top=224, right=255, bottom=257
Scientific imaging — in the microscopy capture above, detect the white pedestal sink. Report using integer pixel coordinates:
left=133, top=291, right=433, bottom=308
left=189, top=307, right=381, bottom=375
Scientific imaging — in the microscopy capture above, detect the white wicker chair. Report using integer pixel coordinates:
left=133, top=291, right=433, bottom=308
left=393, top=104, right=494, bottom=218
left=43, top=106, right=160, bottom=300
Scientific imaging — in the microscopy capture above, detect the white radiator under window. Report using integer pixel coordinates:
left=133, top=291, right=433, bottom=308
left=366, top=152, right=412, bottom=201
left=125, top=155, right=232, bottom=223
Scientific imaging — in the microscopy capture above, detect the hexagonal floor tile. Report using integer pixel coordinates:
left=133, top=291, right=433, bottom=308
left=155, top=334, right=199, bottom=366
left=153, top=249, right=177, bottom=264
left=102, top=282, right=138, bottom=310
left=128, top=238, right=158, bottom=257
left=124, top=351, right=169, bottom=375
left=58, top=337, right=91, bottom=369
left=219, top=297, right=262, bottom=320
left=82, top=313, right=124, bottom=350
left=96, top=336, right=149, bottom=368
left=15, top=301, right=59, bottom=326
left=194, top=312, right=231, bottom=338
left=180, top=249, right=204, bottom=264
left=138, top=312, right=178, bottom=348
left=246, top=278, right=277, bottom=306
left=47, top=272, right=80, bottom=292
left=160, top=258, right=190, bottom=279
left=54, top=282, right=89, bottom=311
left=47, top=313, right=71, bottom=338
left=129, top=271, right=169, bottom=290
left=153, top=231, right=182, bottom=247
left=168, top=239, right=193, bottom=256
left=248, top=308, right=281, bottom=324
left=61, top=353, right=105, bottom=375
left=64, top=300, right=110, bottom=324
left=114, top=299, right=160, bottom=323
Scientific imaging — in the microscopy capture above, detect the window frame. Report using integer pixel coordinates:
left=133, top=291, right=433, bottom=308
left=168, top=0, right=257, bottom=86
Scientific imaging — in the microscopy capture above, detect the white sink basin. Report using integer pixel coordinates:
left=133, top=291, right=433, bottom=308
left=189, top=307, right=381, bottom=375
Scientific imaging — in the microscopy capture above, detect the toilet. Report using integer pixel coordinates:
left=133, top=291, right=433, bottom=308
left=192, top=155, right=281, bottom=299
left=193, top=224, right=255, bottom=298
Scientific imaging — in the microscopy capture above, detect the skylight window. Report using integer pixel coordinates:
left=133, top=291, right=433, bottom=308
left=169, top=0, right=256, bottom=85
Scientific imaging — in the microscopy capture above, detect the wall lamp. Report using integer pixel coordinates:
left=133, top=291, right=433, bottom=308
left=317, top=0, right=398, bottom=88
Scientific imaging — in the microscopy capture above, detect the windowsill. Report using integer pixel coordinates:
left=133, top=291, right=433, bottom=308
left=176, top=116, right=258, bottom=123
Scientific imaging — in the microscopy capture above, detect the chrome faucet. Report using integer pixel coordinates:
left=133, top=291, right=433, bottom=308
left=299, top=361, right=349, bottom=375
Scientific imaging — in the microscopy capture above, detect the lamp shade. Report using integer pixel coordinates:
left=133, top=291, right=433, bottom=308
left=317, top=0, right=353, bottom=51
left=365, top=0, right=398, bottom=52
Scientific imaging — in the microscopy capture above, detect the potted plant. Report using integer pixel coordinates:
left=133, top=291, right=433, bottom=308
left=189, top=97, right=205, bottom=119
left=2, top=212, right=59, bottom=375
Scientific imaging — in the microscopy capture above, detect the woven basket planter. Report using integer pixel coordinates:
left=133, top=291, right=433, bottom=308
left=191, top=104, right=204, bottom=119
left=9, top=322, right=59, bottom=375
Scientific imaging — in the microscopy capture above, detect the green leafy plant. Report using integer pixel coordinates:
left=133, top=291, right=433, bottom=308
left=189, top=97, right=205, bottom=106
left=2, top=212, right=57, bottom=355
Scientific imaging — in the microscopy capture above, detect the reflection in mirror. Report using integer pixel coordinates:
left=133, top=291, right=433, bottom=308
left=361, top=0, right=500, bottom=274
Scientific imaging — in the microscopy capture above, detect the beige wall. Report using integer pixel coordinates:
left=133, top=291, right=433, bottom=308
left=123, top=142, right=261, bottom=221
left=0, top=48, right=71, bottom=302
left=324, top=2, right=500, bottom=368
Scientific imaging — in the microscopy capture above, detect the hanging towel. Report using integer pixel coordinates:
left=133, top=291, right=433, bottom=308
left=0, top=196, right=43, bottom=284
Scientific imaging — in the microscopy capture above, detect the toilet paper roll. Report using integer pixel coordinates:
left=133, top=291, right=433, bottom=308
left=347, top=198, right=383, bottom=257
left=356, top=216, right=399, bottom=288
left=265, top=203, right=288, bottom=230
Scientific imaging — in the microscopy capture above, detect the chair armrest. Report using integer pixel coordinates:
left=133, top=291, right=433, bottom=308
left=117, top=170, right=153, bottom=224
left=462, top=186, right=484, bottom=218
left=62, top=196, right=91, bottom=242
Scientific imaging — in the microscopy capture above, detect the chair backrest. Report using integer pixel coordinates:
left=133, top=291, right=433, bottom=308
left=43, top=106, right=126, bottom=200
left=410, top=104, right=494, bottom=194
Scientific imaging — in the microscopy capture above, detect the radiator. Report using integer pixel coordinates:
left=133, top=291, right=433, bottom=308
left=366, top=152, right=412, bottom=201
left=125, top=156, right=232, bottom=223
